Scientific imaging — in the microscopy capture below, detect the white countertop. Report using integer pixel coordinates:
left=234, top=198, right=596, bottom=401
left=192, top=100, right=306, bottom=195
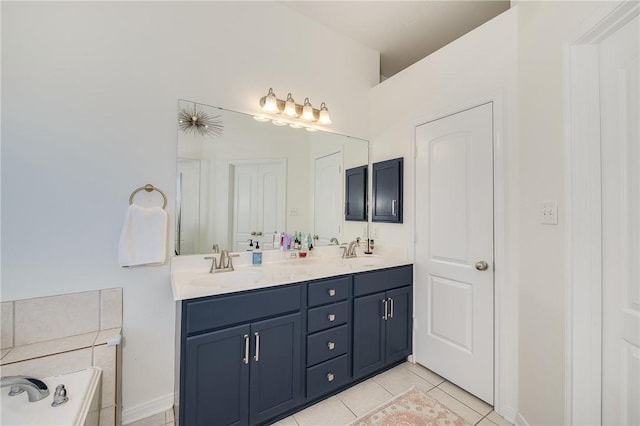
left=171, top=247, right=412, bottom=301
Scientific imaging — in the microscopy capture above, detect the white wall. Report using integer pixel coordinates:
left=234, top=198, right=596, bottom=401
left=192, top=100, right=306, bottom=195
left=1, top=1, right=378, bottom=422
left=369, top=7, right=519, bottom=420
left=516, top=2, right=613, bottom=425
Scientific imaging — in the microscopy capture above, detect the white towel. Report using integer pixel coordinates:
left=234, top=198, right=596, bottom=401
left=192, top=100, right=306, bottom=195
left=118, top=204, right=168, bottom=267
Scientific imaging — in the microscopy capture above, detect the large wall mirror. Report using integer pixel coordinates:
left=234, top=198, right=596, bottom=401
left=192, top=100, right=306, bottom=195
left=176, top=100, right=369, bottom=255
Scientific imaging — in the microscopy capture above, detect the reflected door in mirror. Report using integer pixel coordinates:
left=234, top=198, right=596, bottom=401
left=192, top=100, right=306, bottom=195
left=177, top=159, right=201, bottom=255
left=233, top=160, right=286, bottom=251
left=314, top=152, right=343, bottom=245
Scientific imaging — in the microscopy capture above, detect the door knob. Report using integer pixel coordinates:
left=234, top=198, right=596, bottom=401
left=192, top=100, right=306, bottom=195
left=475, top=261, right=489, bottom=271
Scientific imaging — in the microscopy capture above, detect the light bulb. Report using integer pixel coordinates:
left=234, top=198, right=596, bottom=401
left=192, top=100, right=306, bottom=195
left=301, top=98, right=314, bottom=121
left=318, top=102, right=331, bottom=124
left=262, top=88, right=278, bottom=113
left=284, top=93, right=297, bottom=117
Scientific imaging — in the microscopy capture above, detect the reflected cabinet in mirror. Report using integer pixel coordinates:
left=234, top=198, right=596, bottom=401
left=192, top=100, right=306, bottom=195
left=176, top=100, right=369, bottom=255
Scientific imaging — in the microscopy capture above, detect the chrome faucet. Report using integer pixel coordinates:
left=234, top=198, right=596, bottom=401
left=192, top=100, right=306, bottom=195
left=329, top=238, right=340, bottom=245
left=342, top=240, right=358, bottom=259
left=205, top=250, right=240, bottom=273
left=1, top=376, right=50, bottom=402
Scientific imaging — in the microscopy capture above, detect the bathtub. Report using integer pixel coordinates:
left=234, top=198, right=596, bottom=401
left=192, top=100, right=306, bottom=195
left=1, top=367, right=102, bottom=426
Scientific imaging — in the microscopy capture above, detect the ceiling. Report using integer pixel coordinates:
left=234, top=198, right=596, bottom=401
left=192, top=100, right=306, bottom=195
left=279, top=1, right=511, bottom=79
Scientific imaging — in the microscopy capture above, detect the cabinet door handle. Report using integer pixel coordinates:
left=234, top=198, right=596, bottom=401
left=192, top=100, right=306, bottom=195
left=256, top=231, right=263, bottom=236
left=382, top=299, right=388, bottom=320
left=328, top=289, right=336, bottom=297
left=254, top=332, right=260, bottom=362
left=327, top=341, right=335, bottom=350
left=388, top=297, right=394, bottom=319
left=327, top=314, right=336, bottom=322
left=392, top=200, right=397, bottom=216
left=326, top=373, right=334, bottom=382
left=250, top=231, right=257, bottom=236
left=243, top=334, right=249, bottom=365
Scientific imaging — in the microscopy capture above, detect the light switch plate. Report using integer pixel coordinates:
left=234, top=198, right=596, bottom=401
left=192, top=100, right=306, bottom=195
left=541, top=201, right=558, bottom=225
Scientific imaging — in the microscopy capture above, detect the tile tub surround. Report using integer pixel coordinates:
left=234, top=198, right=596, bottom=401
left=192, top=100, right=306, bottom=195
left=0, top=288, right=123, bottom=426
left=171, top=246, right=412, bottom=300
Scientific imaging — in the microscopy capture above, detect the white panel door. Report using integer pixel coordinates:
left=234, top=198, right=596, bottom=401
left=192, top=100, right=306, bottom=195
left=414, top=103, right=494, bottom=404
left=233, top=163, right=258, bottom=252
left=600, top=15, right=639, bottom=426
left=314, top=151, right=343, bottom=245
left=232, top=160, right=286, bottom=251
left=176, top=159, right=201, bottom=255
left=256, top=161, right=286, bottom=249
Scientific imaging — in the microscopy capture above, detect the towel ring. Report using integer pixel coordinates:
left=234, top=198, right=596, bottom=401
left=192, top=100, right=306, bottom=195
left=129, top=184, right=167, bottom=209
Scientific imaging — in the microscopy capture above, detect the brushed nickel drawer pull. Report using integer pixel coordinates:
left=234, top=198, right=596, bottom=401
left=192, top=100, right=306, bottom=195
left=243, top=334, right=249, bottom=365
left=327, top=341, right=335, bottom=350
left=254, top=332, right=260, bottom=362
left=382, top=298, right=388, bottom=320
left=328, top=289, right=336, bottom=297
left=327, top=314, right=336, bottom=322
left=326, top=373, right=334, bottom=382
left=388, top=297, right=394, bottom=319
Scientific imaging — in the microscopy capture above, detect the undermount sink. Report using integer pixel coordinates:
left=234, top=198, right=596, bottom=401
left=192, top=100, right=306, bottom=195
left=342, top=256, right=385, bottom=267
left=189, top=269, right=264, bottom=287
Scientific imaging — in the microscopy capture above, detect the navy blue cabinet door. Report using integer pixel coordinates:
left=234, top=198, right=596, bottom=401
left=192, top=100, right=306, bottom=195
left=353, top=293, right=386, bottom=379
left=385, top=286, right=412, bottom=364
left=345, top=165, right=367, bottom=221
left=249, top=313, right=302, bottom=424
left=185, top=324, right=250, bottom=426
left=372, top=158, right=403, bottom=223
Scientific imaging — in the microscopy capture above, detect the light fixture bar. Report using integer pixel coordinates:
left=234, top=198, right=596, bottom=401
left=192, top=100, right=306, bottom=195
left=259, top=88, right=331, bottom=125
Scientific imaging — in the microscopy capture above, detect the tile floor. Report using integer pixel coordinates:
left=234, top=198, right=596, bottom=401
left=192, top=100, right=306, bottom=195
left=127, top=362, right=513, bottom=426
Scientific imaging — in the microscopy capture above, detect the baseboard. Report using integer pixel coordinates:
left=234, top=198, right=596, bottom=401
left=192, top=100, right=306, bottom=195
left=514, top=412, right=529, bottom=426
left=496, top=405, right=518, bottom=425
left=121, top=393, right=174, bottom=425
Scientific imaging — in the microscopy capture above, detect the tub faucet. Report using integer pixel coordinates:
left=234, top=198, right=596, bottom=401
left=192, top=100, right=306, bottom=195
left=329, top=238, right=340, bottom=245
left=1, top=376, right=50, bottom=402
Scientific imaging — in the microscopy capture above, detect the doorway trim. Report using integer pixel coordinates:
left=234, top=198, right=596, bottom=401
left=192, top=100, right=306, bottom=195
left=563, top=2, right=639, bottom=424
left=410, top=90, right=518, bottom=421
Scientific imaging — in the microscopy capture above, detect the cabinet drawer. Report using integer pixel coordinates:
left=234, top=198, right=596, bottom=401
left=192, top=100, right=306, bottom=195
left=307, top=325, right=348, bottom=366
left=306, top=354, right=349, bottom=400
left=353, top=266, right=412, bottom=297
left=307, top=301, right=348, bottom=333
left=185, top=285, right=301, bottom=335
left=308, top=276, right=350, bottom=307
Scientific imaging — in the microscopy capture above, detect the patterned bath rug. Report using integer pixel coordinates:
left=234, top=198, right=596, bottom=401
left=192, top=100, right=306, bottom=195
left=349, top=387, right=472, bottom=426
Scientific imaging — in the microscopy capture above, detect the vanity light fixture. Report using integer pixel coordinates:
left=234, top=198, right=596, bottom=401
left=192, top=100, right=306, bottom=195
left=178, top=103, right=224, bottom=137
left=259, top=88, right=332, bottom=126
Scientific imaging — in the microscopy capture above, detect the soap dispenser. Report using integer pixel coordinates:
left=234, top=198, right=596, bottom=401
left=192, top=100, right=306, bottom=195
left=247, top=239, right=254, bottom=251
left=252, top=241, right=262, bottom=265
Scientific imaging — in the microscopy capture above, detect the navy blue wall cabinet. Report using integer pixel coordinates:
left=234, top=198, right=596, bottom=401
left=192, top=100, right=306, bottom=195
left=345, top=165, right=368, bottom=221
left=372, top=158, right=403, bottom=223
left=353, top=266, right=412, bottom=379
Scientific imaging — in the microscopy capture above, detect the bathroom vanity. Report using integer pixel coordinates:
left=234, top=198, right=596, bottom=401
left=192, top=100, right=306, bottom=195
left=172, top=254, right=412, bottom=426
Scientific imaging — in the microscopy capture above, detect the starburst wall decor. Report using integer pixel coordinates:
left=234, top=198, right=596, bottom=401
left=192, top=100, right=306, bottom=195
left=178, top=103, right=224, bottom=137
